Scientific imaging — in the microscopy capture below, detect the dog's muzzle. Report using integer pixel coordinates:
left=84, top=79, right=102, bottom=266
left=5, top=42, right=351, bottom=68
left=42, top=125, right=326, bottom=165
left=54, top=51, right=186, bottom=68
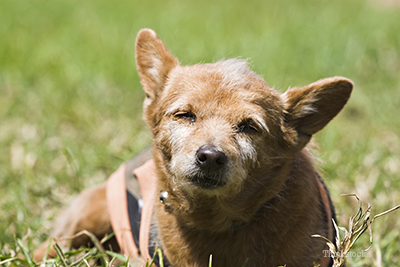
left=190, top=145, right=228, bottom=189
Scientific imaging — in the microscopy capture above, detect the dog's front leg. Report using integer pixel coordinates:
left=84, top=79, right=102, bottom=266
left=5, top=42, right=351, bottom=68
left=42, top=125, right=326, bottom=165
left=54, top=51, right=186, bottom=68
left=33, top=183, right=117, bottom=262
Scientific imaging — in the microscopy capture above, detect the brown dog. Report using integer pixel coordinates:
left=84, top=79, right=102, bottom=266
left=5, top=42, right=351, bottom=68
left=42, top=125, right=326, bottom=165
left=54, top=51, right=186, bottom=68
left=34, top=29, right=353, bottom=267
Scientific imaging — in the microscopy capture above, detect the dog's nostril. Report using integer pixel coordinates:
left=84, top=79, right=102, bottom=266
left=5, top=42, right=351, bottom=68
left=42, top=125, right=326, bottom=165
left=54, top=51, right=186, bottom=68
left=197, top=152, right=207, bottom=163
left=196, top=145, right=227, bottom=173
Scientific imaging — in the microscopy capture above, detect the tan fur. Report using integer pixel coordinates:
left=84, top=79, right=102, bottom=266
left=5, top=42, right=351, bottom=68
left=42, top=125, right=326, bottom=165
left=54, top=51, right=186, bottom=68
left=34, top=29, right=353, bottom=267
left=136, top=29, right=352, bottom=266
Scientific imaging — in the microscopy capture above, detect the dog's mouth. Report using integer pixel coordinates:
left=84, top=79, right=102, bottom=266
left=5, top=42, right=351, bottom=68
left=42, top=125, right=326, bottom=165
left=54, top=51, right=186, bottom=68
left=188, top=173, right=227, bottom=189
left=186, top=145, right=229, bottom=189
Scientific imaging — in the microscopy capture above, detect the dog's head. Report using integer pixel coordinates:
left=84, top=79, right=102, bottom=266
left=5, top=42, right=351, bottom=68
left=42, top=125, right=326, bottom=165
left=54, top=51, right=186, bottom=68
left=135, top=29, right=352, bottom=229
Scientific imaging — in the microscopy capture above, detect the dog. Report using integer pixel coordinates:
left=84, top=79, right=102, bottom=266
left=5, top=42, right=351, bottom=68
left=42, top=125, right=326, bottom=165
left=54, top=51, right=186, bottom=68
left=34, top=29, right=353, bottom=267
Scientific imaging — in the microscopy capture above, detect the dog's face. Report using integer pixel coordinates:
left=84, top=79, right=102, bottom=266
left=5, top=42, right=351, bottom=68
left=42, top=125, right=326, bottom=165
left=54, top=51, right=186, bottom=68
left=150, top=60, right=289, bottom=196
left=135, top=29, right=352, bottom=228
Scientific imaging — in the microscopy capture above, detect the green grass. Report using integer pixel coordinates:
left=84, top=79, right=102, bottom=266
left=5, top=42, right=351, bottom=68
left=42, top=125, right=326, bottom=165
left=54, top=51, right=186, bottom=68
left=1, top=0, right=399, bottom=266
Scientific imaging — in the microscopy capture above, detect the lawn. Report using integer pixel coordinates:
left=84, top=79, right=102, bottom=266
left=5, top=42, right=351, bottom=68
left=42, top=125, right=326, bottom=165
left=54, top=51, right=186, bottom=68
left=0, top=0, right=399, bottom=266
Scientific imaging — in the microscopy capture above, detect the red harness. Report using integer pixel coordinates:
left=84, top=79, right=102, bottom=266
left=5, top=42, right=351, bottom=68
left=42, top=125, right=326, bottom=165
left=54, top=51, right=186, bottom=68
left=106, top=159, right=334, bottom=267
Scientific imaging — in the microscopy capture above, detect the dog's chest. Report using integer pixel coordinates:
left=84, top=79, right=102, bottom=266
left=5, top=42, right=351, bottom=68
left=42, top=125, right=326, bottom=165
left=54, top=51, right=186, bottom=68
left=156, top=205, right=326, bottom=267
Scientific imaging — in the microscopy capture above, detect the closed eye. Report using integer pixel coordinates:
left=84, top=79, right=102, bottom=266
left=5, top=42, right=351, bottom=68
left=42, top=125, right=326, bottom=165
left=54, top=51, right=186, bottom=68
left=173, top=111, right=196, bottom=123
left=237, top=119, right=260, bottom=134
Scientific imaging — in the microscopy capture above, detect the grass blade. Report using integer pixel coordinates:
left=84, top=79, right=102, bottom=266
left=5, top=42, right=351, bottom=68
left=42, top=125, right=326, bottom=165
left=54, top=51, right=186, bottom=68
left=53, top=242, right=70, bottom=267
left=16, top=239, right=34, bottom=267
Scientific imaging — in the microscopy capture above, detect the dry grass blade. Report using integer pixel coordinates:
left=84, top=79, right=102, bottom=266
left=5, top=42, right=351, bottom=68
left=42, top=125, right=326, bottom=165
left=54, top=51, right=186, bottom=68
left=370, top=205, right=400, bottom=223
left=83, top=258, right=91, bottom=267
left=41, top=230, right=114, bottom=266
left=312, top=194, right=400, bottom=267
left=58, top=230, right=106, bottom=256
left=0, top=257, right=17, bottom=265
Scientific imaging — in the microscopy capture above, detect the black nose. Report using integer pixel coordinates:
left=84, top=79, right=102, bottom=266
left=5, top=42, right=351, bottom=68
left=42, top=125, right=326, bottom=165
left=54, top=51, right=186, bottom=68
left=196, top=145, right=227, bottom=173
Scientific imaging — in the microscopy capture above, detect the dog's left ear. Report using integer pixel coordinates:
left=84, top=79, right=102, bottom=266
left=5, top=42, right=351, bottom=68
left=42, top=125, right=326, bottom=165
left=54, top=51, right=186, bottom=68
left=135, top=29, right=179, bottom=101
left=283, top=77, right=353, bottom=150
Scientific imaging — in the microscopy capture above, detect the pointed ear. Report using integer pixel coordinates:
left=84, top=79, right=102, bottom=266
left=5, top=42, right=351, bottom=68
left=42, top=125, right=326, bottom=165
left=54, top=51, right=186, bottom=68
left=283, top=77, right=353, bottom=149
left=135, top=29, right=179, bottom=101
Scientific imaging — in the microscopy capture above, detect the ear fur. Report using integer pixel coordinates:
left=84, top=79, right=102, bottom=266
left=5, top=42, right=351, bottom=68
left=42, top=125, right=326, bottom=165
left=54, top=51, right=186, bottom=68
left=135, top=29, right=179, bottom=101
left=283, top=77, right=353, bottom=149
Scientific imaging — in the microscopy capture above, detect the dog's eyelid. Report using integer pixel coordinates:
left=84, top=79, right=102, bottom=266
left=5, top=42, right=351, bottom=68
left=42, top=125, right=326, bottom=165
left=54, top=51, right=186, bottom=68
left=237, top=118, right=262, bottom=134
left=173, top=110, right=196, bottom=122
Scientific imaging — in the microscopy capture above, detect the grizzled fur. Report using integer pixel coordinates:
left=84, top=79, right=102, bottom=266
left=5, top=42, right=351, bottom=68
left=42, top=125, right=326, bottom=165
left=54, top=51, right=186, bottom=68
left=136, top=29, right=352, bottom=266
left=34, top=29, right=353, bottom=267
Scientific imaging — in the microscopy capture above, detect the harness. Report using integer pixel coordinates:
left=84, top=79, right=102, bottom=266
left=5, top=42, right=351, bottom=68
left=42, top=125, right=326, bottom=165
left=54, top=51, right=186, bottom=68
left=106, top=152, right=335, bottom=267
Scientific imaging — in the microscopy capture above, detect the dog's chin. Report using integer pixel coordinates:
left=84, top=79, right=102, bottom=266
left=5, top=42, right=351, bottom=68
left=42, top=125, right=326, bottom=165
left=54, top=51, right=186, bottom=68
left=188, top=173, right=227, bottom=190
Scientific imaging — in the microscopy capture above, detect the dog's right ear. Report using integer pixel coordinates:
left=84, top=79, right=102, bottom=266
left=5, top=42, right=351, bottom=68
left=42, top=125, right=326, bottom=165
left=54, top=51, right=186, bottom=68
left=135, top=29, right=179, bottom=103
